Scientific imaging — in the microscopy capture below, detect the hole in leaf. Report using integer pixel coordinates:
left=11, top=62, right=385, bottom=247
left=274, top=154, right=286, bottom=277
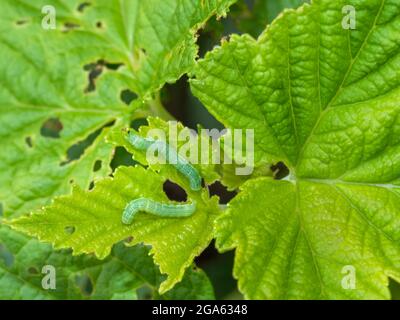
left=64, top=226, right=76, bottom=235
left=270, top=161, right=290, bottom=180
left=75, top=274, right=93, bottom=297
left=63, top=22, right=80, bottom=32
left=83, top=62, right=103, bottom=93
left=104, top=61, right=123, bottom=70
left=93, top=160, right=102, bottom=172
left=77, top=2, right=91, bottom=12
left=83, top=60, right=123, bottom=93
left=0, top=244, right=14, bottom=268
left=15, top=20, right=28, bottom=26
left=28, top=266, right=39, bottom=274
left=60, top=120, right=115, bottom=166
left=125, top=236, right=133, bottom=244
left=208, top=181, right=237, bottom=205
left=88, top=181, right=95, bottom=190
left=25, top=136, right=33, bottom=148
left=130, top=118, right=148, bottom=130
left=120, top=89, right=138, bottom=106
left=110, top=147, right=136, bottom=171
left=163, top=180, right=187, bottom=202
left=96, top=21, right=103, bottom=28
left=40, top=118, right=63, bottom=138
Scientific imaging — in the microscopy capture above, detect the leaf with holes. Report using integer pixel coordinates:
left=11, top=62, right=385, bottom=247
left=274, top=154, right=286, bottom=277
left=8, top=166, right=220, bottom=293
left=0, top=0, right=237, bottom=218
left=0, top=225, right=214, bottom=300
left=191, top=0, right=400, bottom=299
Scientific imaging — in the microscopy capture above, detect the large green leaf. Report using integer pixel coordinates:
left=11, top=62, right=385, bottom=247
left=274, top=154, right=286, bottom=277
left=0, top=225, right=214, bottom=299
left=0, top=0, right=236, bottom=218
left=8, top=165, right=220, bottom=293
left=191, top=0, right=400, bottom=299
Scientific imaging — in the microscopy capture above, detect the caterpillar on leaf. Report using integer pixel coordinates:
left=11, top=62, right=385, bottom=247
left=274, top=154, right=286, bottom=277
left=122, top=198, right=197, bottom=225
left=126, top=132, right=202, bottom=191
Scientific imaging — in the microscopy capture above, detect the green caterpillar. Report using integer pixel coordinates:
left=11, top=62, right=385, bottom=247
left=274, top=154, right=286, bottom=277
left=126, top=132, right=202, bottom=191
left=122, top=198, right=197, bottom=225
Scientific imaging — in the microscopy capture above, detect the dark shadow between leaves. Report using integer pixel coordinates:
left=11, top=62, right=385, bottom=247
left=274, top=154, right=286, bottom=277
left=75, top=274, right=93, bottom=297
left=60, top=120, right=115, bottom=167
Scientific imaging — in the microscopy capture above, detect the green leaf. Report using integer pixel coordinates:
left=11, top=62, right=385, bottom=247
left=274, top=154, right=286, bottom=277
left=0, top=0, right=236, bottom=218
left=191, top=0, right=400, bottom=299
left=0, top=225, right=214, bottom=300
left=8, top=166, right=220, bottom=293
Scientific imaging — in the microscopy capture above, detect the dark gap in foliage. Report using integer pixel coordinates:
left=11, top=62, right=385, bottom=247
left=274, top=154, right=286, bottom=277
left=25, top=136, right=33, bottom=148
left=0, top=244, right=14, bottom=268
left=389, top=278, right=400, bottom=300
left=64, top=226, right=76, bottom=235
left=271, top=161, right=290, bottom=180
left=163, top=180, right=188, bottom=203
left=83, top=62, right=102, bottom=93
left=77, top=2, right=91, bottom=12
left=60, top=120, right=115, bottom=167
left=40, top=118, right=63, bottom=138
left=103, top=61, right=123, bottom=70
left=130, top=118, right=148, bottom=130
left=75, top=274, right=93, bottom=297
left=161, top=75, right=224, bottom=130
left=28, top=266, right=39, bottom=274
left=136, top=285, right=153, bottom=300
left=62, top=22, right=80, bottom=32
left=93, top=160, right=102, bottom=172
left=88, top=181, right=95, bottom=190
left=110, top=147, right=137, bottom=172
left=0, top=202, right=3, bottom=216
left=120, top=89, right=138, bottom=106
left=69, top=179, right=74, bottom=184
left=83, top=60, right=123, bottom=93
left=195, top=240, right=240, bottom=299
left=160, top=76, right=189, bottom=125
left=15, top=20, right=28, bottom=26
left=208, top=181, right=237, bottom=204
left=96, top=21, right=103, bottom=29
left=196, top=11, right=239, bottom=59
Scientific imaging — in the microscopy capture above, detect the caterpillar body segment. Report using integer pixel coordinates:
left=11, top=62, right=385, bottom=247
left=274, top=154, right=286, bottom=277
left=126, top=132, right=202, bottom=191
left=122, top=197, right=197, bottom=225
